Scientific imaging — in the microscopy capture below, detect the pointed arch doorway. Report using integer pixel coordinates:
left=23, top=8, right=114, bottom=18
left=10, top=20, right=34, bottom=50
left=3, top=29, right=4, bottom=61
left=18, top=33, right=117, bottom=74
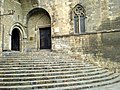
left=27, top=8, right=52, bottom=50
left=11, top=28, right=21, bottom=51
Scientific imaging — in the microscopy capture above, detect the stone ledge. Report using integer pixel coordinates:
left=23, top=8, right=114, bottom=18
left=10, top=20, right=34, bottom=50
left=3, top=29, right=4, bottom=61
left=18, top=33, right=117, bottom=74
left=52, top=29, right=120, bottom=38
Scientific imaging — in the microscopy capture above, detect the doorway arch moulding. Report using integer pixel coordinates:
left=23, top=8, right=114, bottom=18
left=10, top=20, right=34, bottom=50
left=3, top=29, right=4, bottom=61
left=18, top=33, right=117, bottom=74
left=9, top=22, right=27, bottom=51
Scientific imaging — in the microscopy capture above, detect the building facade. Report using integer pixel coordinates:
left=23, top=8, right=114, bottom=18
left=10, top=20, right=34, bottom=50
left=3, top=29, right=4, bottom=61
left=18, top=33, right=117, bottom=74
left=0, top=0, right=120, bottom=72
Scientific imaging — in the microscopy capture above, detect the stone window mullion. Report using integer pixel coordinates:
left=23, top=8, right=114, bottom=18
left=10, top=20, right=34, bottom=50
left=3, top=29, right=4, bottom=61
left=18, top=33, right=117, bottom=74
left=73, top=4, right=86, bottom=34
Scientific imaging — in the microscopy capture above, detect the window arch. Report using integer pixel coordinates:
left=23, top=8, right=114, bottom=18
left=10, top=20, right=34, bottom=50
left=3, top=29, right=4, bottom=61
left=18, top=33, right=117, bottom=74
left=72, top=4, right=86, bottom=34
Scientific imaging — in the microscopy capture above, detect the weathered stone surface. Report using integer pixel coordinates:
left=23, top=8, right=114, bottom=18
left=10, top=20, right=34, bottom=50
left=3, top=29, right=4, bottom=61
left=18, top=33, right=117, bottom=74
left=0, top=0, right=120, bottom=72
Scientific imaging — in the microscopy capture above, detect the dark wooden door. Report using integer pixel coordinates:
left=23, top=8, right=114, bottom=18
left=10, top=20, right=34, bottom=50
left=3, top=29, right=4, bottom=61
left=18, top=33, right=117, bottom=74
left=40, top=27, right=51, bottom=49
left=11, top=29, right=20, bottom=51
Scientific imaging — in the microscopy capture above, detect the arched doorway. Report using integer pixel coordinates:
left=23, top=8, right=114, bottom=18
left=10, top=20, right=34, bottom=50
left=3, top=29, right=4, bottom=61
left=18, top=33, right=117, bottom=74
left=11, top=28, right=21, bottom=51
left=27, top=8, right=52, bottom=50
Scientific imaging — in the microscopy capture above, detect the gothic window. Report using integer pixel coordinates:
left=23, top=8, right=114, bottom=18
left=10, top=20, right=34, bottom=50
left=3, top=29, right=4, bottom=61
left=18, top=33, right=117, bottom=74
left=73, top=4, right=86, bottom=34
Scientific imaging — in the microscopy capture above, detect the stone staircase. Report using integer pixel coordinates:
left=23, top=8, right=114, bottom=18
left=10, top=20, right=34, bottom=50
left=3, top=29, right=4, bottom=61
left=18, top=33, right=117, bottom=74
left=0, top=51, right=120, bottom=90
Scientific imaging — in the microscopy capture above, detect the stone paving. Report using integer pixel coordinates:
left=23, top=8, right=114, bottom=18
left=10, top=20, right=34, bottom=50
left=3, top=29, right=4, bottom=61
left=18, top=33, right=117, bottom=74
left=0, top=51, right=119, bottom=90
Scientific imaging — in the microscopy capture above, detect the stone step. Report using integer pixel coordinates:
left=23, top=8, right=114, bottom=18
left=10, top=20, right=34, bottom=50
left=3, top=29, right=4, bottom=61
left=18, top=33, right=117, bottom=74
left=0, top=67, right=103, bottom=74
left=0, top=61, right=89, bottom=65
left=45, top=76, right=120, bottom=90
left=0, top=65, right=100, bottom=71
left=0, top=65, right=99, bottom=71
left=2, top=54, right=61, bottom=57
left=0, top=69, right=107, bottom=77
left=0, top=74, right=119, bottom=89
left=2, top=56, right=31, bottom=58
left=0, top=61, right=83, bottom=65
left=1, top=51, right=120, bottom=90
left=0, top=63, right=93, bottom=67
left=0, top=68, right=103, bottom=75
left=0, top=59, right=82, bottom=63
left=1, top=57, right=80, bottom=62
left=0, top=56, right=85, bottom=61
left=0, top=72, right=113, bottom=81
left=1, top=55, right=69, bottom=60
left=0, top=73, right=119, bottom=86
left=0, top=64, right=94, bottom=69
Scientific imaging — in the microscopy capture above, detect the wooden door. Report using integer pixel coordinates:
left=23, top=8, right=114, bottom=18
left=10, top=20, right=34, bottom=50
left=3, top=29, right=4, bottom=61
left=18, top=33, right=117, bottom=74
left=40, top=27, right=51, bottom=49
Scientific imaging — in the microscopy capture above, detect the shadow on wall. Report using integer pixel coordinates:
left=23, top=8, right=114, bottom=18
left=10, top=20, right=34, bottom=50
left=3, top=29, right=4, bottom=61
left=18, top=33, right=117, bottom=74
left=98, top=16, right=120, bottom=31
left=101, top=32, right=120, bottom=62
left=81, top=15, right=120, bottom=65
left=85, top=32, right=120, bottom=63
left=95, top=16, right=120, bottom=62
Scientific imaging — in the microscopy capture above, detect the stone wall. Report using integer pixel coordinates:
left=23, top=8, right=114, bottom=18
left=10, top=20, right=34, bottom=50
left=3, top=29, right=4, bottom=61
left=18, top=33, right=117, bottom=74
left=2, top=0, right=23, bottom=50
left=78, top=0, right=120, bottom=32
left=52, top=31, right=120, bottom=72
left=1, top=0, right=74, bottom=51
left=2, top=0, right=120, bottom=49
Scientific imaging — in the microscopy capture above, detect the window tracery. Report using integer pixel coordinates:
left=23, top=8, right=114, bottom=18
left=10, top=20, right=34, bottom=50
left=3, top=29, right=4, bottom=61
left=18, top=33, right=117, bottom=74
left=73, top=4, right=86, bottom=34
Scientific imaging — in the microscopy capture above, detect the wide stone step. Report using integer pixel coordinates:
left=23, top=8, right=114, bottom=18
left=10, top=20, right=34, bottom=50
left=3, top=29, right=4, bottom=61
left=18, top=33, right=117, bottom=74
left=1, top=56, right=31, bottom=59
left=0, top=58, right=83, bottom=62
left=1, top=52, right=120, bottom=90
left=0, top=63, right=95, bottom=68
left=0, top=66, right=95, bottom=72
left=2, top=53, right=74, bottom=58
left=45, top=77, right=120, bottom=90
left=0, top=69, right=107, bottom=78
left=0, top=72, right=114, bottom=81
left=0, top=63, right=86, bottom=66
left=0, top=65, right=98, bottom=70
left=0, top=74, right=119, bottom=89
left=0, top=73, right=119, bottom=85
left=0, top=68, right=104, bottom=75
left=0, top=61, right=89, bottom=65
left=0, top=59, right=81, bottom=63
left=0, top=66, right=101, bottom=73
left=0, top=64, right=94, bottom=69
left=1, top=55, right=60, bottom=58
